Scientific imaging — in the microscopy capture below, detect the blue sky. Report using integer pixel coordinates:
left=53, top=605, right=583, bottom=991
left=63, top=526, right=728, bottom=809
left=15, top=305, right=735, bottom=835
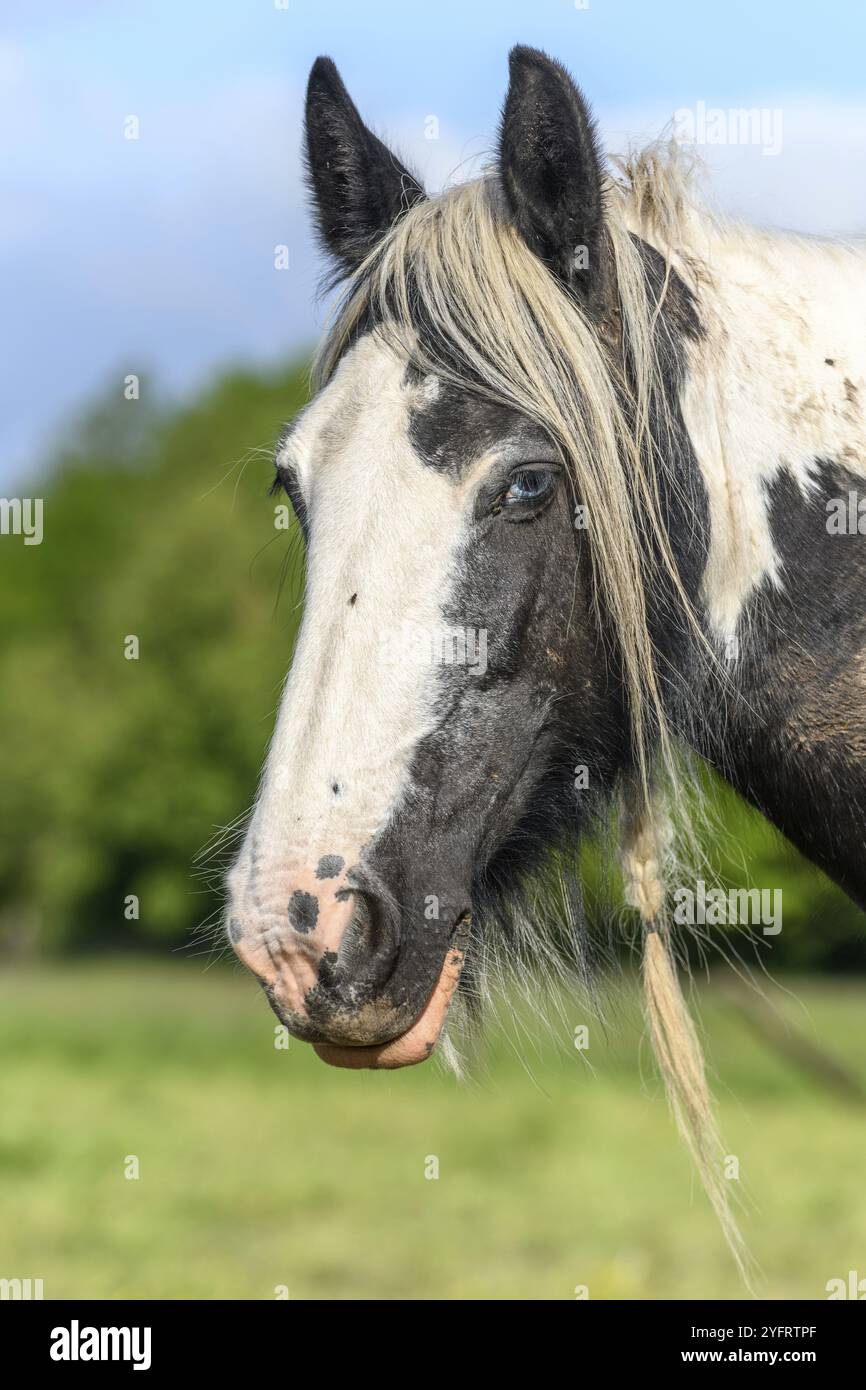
left=4, top=0, right=866, bottom=483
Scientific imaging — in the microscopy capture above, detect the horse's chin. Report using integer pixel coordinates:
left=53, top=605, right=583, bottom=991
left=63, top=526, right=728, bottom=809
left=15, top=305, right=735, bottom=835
left=312, top=943, right=465, bottom=1070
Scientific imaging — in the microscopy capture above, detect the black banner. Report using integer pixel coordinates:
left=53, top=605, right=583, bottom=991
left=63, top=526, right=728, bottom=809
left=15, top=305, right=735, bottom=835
left=2, top=1298, right=862, bottom=1374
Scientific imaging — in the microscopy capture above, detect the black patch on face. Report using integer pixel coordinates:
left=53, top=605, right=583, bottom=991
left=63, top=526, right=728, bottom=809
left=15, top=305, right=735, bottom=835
left=349, top=465, right=630, bottom=1030
left=288, top=890, right=319, bottom=934
left=315, top=854, right=345, bottom=880
left=407, top=370, right=539, bottom=478
left=228, top=916, right=244, bottom=945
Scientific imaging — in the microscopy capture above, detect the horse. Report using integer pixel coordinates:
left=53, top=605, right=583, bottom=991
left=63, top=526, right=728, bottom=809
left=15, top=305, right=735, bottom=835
left=227, top=46, right=866, bottom=1271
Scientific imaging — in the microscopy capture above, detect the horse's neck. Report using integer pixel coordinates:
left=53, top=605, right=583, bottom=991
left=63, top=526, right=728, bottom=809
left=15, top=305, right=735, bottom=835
left=673, top=221, right=866, bottom=907
left=692, top=632, right=866, bottom=911
left=678, top=221, right=866, bottom=646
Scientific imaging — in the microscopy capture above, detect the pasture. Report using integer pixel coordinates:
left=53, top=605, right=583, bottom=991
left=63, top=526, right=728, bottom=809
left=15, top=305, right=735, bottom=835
left=1, top=958, right=864, bottom=1300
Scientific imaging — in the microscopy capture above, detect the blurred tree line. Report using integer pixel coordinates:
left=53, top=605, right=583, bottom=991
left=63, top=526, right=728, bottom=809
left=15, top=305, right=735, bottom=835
left=0, top=362, right=864, bottom=970
left=0, top=363, right=307, bottom=954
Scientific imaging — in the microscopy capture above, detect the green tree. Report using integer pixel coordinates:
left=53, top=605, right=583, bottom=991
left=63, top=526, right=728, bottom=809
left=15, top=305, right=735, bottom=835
left=0, top=364, right=308, bottom=950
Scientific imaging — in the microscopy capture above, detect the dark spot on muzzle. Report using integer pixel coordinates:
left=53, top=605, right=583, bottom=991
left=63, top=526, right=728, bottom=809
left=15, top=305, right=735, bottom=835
left=315, top=854, right=345, bottom=880
left=288, top=889, right=319, bottom=934
left=228, top=916, right=244, bottom=945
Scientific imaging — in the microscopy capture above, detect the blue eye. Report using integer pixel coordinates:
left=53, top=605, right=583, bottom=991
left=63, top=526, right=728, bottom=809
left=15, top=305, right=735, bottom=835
left=503, top=468, right=556, bottom=506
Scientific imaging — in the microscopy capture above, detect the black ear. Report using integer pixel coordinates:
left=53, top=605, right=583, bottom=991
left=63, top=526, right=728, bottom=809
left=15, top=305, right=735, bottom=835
left=499, top=46, right=607, bottom=305
left=304, top=57, right=425, bottom=275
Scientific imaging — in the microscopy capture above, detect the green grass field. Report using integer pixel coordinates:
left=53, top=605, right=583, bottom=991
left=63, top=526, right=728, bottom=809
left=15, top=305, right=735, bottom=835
left=1, top=958, right=865, bottom=1300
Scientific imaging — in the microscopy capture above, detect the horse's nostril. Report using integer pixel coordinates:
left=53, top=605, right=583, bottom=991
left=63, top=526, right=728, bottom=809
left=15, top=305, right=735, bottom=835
left=336, top=890, right=398, bottom=984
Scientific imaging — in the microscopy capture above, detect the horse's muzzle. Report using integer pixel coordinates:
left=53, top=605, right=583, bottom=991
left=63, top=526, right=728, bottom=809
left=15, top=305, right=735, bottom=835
left=228, top=866, right=467, bottom=1067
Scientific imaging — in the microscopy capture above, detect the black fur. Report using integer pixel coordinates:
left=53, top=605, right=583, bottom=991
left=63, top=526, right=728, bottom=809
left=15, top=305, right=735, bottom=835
left=692, top=461, right=866, bottom=910
left=499, top=46, right=609, bottom=308
left=304, top=56, right=425, bottom=276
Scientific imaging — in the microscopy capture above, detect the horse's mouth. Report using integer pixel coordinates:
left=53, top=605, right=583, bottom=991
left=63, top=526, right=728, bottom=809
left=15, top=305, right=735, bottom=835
left=313, top=939, right=467, bottom=1070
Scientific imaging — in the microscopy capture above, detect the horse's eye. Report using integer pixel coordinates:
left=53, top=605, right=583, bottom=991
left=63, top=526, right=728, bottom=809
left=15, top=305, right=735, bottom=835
left=503, top=468, right=557, bottom=507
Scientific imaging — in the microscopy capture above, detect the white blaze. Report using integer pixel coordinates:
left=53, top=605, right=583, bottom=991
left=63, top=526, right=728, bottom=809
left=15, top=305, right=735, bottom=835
left=230, top=335, right=473, bottom=920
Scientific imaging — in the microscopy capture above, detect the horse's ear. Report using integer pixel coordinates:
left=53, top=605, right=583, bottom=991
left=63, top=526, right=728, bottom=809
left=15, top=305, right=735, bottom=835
left=304, top=57, right=425, bottom=275
left=498, top=46, right=607, bottom=306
